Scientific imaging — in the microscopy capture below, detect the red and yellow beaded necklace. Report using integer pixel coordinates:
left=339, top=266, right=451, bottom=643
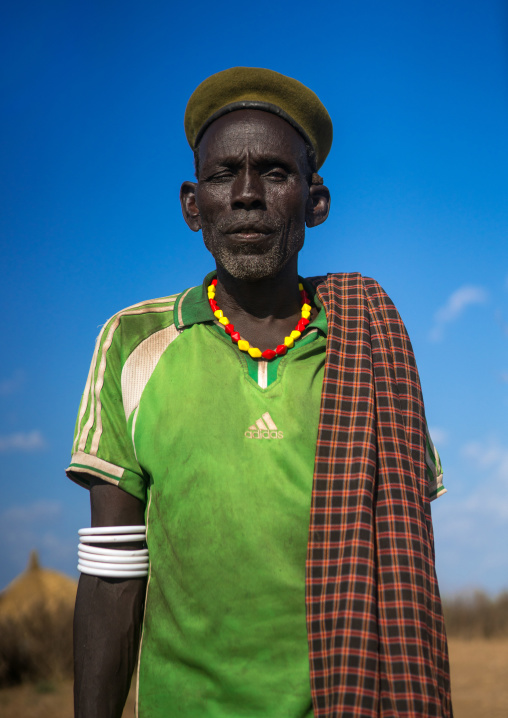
left=207, top=279, right=312, bottom=360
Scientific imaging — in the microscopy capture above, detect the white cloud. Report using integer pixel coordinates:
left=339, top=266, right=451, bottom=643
left=429, top=285, right=488, bottom=341
left=462, top=439, right=508, bottom=524
left=1, top=501, right=62, bottom=526
left=428, top=426, right=448, bottom=446
left=438, top=437, right=508, bottom=525
left=461, top=438, right=508, bottom=487
left=431, top=435, right=508, bottom=592
left=0, top=430, right=47, bottom=452
left=0, top=370, right=25, bottom=396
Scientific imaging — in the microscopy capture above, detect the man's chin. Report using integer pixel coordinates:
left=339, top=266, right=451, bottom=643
left=215, top=253, right=288, bottom=282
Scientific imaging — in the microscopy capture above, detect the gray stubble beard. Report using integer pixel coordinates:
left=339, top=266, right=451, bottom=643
left=202, top=223, right=305, bottom=282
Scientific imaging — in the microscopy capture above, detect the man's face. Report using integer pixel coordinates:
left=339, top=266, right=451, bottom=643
left=193, top=109, right=311, bottom=282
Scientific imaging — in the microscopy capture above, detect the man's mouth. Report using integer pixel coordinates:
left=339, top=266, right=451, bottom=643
left=232, top=231, right=267, bottom=239
left=224, top=222, right=275, bottom=240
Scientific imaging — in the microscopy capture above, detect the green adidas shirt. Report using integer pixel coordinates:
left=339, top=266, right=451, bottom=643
left=67, top=272, right=445, bottom=718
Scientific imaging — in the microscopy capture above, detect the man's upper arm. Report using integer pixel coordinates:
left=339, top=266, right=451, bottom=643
left=89, top=476, right=146, bottom=527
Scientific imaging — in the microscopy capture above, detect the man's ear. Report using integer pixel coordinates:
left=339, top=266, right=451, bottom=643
left=306, top=184, right=331, bottom=228
left=180, top=181, right=202, bottom=232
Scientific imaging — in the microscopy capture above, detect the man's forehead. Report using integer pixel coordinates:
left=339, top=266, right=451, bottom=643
left=184, top=67, right=333, bottom=171
left=198, top=109, right=308, bottom=159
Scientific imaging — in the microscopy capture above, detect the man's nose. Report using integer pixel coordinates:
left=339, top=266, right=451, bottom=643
left=231, top=169, right=265, bottom=210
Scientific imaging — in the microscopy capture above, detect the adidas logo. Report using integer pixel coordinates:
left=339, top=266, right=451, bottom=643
left=244, top=412, right=283, bottom=440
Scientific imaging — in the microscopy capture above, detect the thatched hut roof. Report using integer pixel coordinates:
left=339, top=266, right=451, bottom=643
left=0, top=551, right=77, bottom=620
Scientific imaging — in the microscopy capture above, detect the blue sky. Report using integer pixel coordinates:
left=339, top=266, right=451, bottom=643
left=1, top=0, right=507, bottom=594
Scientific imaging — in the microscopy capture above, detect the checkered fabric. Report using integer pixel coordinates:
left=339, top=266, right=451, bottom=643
left=306, top=273, right=452, bottom=717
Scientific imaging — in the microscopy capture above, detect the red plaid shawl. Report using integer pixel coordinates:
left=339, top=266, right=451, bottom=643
left=306, top=273, right=452, bottom=717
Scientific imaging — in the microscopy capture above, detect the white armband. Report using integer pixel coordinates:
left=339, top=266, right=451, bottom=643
left=77, top=525, right=148, bottom=578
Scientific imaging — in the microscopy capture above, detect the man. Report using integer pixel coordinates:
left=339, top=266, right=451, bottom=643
left=68, top=68, right=451, bottom=718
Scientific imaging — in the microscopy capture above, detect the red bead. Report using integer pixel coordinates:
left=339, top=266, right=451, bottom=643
left=275, top=344, right=287, bottom=356
left=261, top=349, right=276, bottom=360
left=209, top=299, right=218, bottom=312
left=224, top=323, right=234, bottom=335
left=296, top=317, right=310, bottom=331
left=211, top=278, right=218, bottom=286
left=231, top=331, right=240, bottom=343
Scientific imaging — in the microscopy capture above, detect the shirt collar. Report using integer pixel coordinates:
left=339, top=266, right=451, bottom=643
left=174, top=271, right=328, bottom=336
left=300, top=277, right=328, bottom=336
left=173, top=271, right=216, bottom=330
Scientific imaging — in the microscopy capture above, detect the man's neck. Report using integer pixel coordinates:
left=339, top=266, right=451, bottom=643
left=213, top=259, right=304, bottom=352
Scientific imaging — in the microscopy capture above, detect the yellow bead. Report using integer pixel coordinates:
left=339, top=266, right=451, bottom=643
left=208, top=290, right=215, bottom=297
left=248, top=347, right=262, bottom=358
left=219, top=316, right=229, bottom=325
left=301, top=310, right=311, bottom=319
left=284, top=336, right=294, bottom=348
left=298, top=283, right=304, bottom=291
left=290, top=330, right=301, bottom=340
left=213, top=309, right=223, bottom=319
left=302, top=303, right=311, bottom=312
left=237, top=340, right=250, bottom=351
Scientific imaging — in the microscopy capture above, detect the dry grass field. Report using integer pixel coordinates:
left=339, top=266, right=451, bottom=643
left=0, top=639, right=506, bottom=717
left=1, top=557, right=507, bottom=716
left=0, top=679, right=136, bottom=717
left=448, top=638, right=508, bottom=717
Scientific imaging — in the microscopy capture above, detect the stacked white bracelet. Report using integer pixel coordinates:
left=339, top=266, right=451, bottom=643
left=77, top=525, right=148, bottom=578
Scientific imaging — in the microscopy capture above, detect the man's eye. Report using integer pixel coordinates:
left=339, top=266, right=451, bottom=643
left=264, top=169, right=288, bottom=181
left=207, top=171, right=234, bottom=182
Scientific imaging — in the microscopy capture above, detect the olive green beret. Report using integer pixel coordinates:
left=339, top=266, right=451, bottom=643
left=184, top=67, right=333, bottom=170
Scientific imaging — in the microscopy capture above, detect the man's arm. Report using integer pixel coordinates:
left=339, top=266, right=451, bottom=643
left=73, top=477, right=146, bottom=718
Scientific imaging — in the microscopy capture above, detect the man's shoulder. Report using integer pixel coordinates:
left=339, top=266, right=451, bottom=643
left=97, top=291, right=183, bottom=363
left=305, top=272, right=386, bottom=295
left=108, top=292, right=180, bottom=321
left=305, top=273, right=402, bottom=321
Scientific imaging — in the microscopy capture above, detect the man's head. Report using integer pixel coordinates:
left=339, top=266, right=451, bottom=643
left=183, top=67, right=333, bottom=171
left=180, top=68, right=332, bottom=282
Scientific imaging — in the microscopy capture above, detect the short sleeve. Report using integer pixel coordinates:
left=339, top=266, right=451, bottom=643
left=66, top=314, right=147, bottom=503
left=425, top=426, right=446, bottom=501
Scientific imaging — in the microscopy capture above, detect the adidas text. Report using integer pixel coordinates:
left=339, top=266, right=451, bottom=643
left=244, top=412, right=283, bottom=439
left=244, top=429, right=284, bottom=440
